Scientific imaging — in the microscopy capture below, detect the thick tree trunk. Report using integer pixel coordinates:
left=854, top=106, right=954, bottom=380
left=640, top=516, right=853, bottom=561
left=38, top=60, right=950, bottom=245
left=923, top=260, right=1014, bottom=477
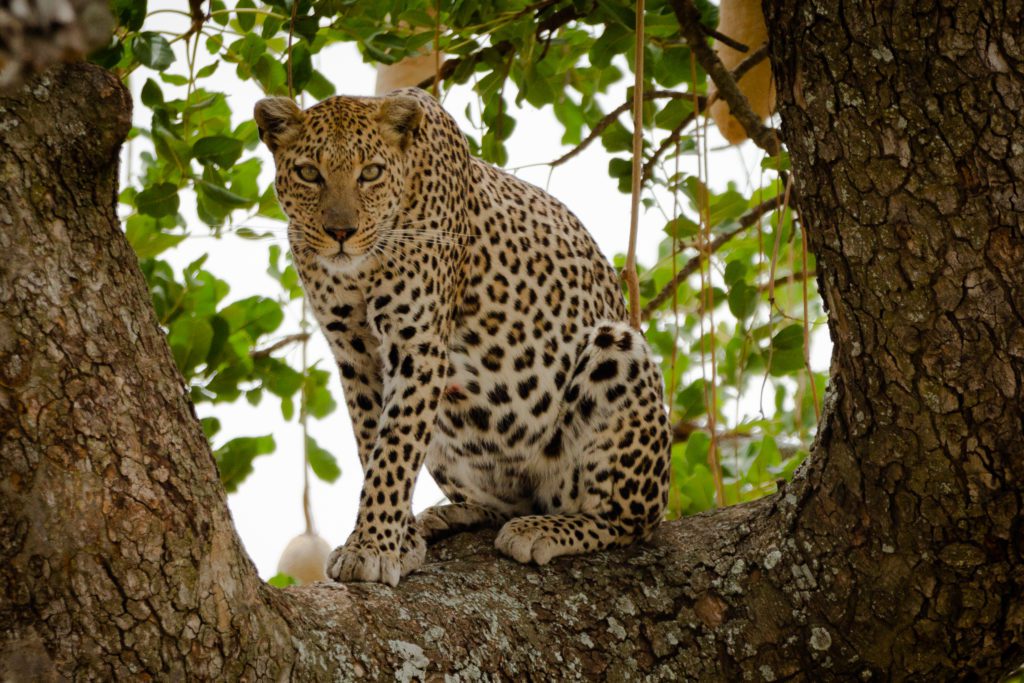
left=1, top=0, right=1022, bottom=678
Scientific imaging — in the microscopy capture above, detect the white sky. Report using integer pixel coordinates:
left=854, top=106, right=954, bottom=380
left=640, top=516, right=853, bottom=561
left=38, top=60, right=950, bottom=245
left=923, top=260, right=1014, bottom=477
left=129, top=11, right=806, bottom=578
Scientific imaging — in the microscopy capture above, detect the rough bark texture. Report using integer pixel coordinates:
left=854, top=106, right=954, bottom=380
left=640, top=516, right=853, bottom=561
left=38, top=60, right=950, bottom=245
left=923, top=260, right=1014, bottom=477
left=1, top=0, right=1023, bottom=677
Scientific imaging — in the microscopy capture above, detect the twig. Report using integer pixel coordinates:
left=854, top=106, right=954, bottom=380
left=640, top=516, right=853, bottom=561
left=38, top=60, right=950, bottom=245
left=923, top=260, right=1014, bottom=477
left=700, top=24, right=748, bottom=53
left=414, top=0, right=584, bottom=91
left=551, top=91, right=700, bottom=168
left=641, top=114, right=695, bottom=183
left=640, top=47, right=765, bottom=183
left=415, top=41, right=514, bottom=90
left=251, top=332, right=312, bottom=359
left=624, top=0, right=645, bottom=330
left=669, top=0, right=781, bottom=155
left=756, top=270, right=814, bottom=293
left=286, top=0, right=298, bottom=98
left=641, top=194, right=785, bottom=318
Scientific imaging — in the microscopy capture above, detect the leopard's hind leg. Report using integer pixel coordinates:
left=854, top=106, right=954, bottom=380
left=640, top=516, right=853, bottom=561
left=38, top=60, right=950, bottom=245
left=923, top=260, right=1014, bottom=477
left=495, top=321, right=671, bottom=565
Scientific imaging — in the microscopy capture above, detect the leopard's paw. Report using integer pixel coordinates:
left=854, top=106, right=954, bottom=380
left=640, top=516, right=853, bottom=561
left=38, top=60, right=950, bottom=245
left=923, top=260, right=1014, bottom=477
left=400, top=525, right=427, bottom=577
left=495, top=517, right=560, bottom=565
left=326, top=538, right=401, bottom=586
left=416, top=503, right=507, bottom=542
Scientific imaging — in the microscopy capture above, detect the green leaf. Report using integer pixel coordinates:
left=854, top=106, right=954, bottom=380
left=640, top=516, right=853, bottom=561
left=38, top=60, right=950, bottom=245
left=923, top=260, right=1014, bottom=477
left=113, top=0, right=147, bottom=31
left=193, top=135, right=244, bottom=168
left=654, top=98, right=694, bottom=131
left=140, top=78, right=163, bottom=107
left=590, top=23, right=631, bottom=68
left=723, top=260, right=748, bottom=286
left=675, top=379, right=708, bottom=420
left=663, top=216, right=699, bottom=239
left=267, top=572, right=297, bottom=588
left=600, top=120, right=632, bottom=153
left=198, top=179, right=254, bottom=209
left=133, top=32, right=176, bottom=70
left=290, top=41, right=313, bottom=92
left=215, top=435, right=276, bottom=492
left=305, top=70, right=335, bottom=99
left=768, top=324, right=806, bottom=375
left=263, top=360, right=303, bottom=398
left=683, top=431, right=711, bottom=469
left=200, top=417, right=221, bottom=439
left=159, top=73, right=189, bottom=86
left=220, top=296, right=285, bottom=335
left=89, top=38, right=125, bottom=69
left=306, top=435, right=341, bottom=483
left=168, top=316, right=214, bottom=374
left=727, top=281, right=758, bottom=319
left=135, top=183, right=180, bottom=218
left=708, top=187, right=749, bottom=228
left=772, top=324, right=805, bottom=350
left=196, top=61, right=220, bottom=79
left=236, top=0, right=256, bottom=31
left=125, top=214, right=186, bottom=259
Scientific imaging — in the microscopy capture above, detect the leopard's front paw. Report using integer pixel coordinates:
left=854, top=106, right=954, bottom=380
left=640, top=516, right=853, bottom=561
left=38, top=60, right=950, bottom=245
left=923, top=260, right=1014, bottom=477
left=326, top=538, right=402, bottom=587
left=400, top=525, right=426, bottom=577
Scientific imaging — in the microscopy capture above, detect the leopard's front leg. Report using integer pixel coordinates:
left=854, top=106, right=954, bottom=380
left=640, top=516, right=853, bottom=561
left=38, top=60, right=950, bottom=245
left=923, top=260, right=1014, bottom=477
left=326, top=290, right=448, bottom=586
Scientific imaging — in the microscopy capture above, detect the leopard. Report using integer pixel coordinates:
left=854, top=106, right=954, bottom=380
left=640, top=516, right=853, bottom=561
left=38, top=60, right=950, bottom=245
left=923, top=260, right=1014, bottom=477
left=254, top=88, right=671, bottom=586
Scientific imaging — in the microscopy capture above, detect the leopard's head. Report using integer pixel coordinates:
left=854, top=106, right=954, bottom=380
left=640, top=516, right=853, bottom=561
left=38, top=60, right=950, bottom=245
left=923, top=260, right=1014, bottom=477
left=254, top=91, right=424, bottom=269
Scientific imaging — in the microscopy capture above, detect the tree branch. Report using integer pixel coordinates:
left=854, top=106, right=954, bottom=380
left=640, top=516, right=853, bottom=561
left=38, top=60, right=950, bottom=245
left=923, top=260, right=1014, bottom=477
left=251, top=332, right=312, bottom=359
left=551, top=91, right=700, bottom=168
left=641, top=194, right=785, bottom=318
left=669, top=0, right=781, bottom=155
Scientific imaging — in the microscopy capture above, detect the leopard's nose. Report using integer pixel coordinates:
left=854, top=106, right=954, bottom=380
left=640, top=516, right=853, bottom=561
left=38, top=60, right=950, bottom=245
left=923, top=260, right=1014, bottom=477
left=324, top=226, right=357, bottom=244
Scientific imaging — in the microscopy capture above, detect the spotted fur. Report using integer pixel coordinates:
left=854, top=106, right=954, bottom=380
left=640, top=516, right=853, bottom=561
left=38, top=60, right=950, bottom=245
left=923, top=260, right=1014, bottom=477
left=255, top=89, right=670, bottom=586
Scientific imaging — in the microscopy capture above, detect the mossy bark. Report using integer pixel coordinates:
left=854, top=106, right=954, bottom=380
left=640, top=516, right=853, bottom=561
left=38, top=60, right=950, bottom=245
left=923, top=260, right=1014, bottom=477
left=1, top=0, right=1023, bottom=676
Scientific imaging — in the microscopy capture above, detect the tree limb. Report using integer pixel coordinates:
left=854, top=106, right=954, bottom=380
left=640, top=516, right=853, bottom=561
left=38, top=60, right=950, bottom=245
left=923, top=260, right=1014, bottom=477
left=668, top=0, right=781, bottom=155
left=251, top=332, right=312, bottom=359
left=641, top=194, right=785, bottom=318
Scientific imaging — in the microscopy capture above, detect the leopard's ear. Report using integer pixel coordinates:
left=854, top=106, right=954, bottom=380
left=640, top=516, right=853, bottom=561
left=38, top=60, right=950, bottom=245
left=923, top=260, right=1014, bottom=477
left=254, top=97, right=304, bottom=153
left=376, top=94, right=423, bottom=150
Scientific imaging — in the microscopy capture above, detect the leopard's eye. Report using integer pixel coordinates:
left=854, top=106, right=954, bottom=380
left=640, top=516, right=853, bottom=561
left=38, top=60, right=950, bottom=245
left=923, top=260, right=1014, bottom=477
left=296, top=164, right=322, bottom=183
left=359, top=164, right=384, bottom=183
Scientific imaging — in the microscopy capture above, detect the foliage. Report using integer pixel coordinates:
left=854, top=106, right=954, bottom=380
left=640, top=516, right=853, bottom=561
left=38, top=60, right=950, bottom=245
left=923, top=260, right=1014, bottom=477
left=94, top=0, right=825, bottom=517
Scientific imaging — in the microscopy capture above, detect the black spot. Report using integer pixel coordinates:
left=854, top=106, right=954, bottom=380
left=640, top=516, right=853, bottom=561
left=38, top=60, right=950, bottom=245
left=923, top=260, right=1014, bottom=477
left=543, top=429, right=563, bottom=457
left=594, top=332, right=615, bottom=348
left=326, top=321, right=346, bottom=332
left=579, top=395, right=596, bottom=420
left=487, top=384, right=511, bottom=404
left=467, top=406, right=491, bottom=430
left=356, top=394, right=373, bottom=411
left=340, top=363, right=356, bottom=379
left=375, top=295, right=392, bottom=309
left=531, top=393, right=552, bottom=417
left=400, top=356, right=414, bottom=378
left=606, top=384, right=627, bottom=402
left=589, top=359, right=618, bottom=382
left=517, top=376, right=538, bottom=399
left=399, top=326, right=416, bottom=340
left=331, top=304, right=352, bottom=317
left=496, top=412, right=516, bottom=434
left=351, top=337, right=366, bottom=354
left=618, top=333, right=634, bottom=352
left=388, top=345, right=399, bottom=370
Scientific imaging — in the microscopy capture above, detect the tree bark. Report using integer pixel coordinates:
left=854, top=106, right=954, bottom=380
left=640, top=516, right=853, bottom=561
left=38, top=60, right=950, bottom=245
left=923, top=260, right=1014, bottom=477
left=1, top=0, right=1023, bottom=677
